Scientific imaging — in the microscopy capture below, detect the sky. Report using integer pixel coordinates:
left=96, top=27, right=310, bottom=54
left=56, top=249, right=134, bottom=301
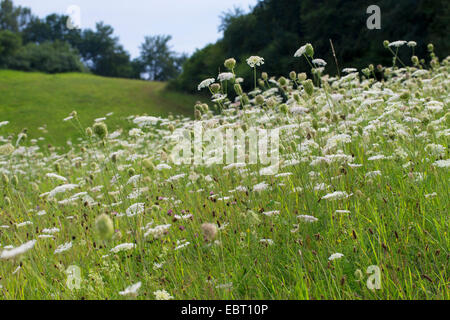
left=13, top=0, right=258, bottom=58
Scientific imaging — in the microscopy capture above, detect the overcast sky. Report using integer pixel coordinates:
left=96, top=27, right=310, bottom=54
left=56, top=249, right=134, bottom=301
left=13, top=0, right=258, bottom=58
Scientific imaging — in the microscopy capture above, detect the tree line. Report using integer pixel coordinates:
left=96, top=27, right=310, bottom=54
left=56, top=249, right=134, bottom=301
left=170, top=0, right=449, bottom=92
left=1, top=0, right=448, bottom=90
left=0, top=0, right=185, bottom=80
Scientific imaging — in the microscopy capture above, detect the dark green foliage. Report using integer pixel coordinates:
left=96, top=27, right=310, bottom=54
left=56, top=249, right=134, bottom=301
left=6, top=40, right=85, bottom=73
left=75, top=22, right=136, bottom=78
left=0, top=0, right=32, bottom=32
left=22, top=13, right=81, bottom=45
left=174, top=0, right=450, bottom=92
left=137, top=35, right=187, bottom=81
left=170, top=41, right=226, bottom=93
left=0, top=29, right=21, bottom=66
left=0, top=1, right=145, bottom=78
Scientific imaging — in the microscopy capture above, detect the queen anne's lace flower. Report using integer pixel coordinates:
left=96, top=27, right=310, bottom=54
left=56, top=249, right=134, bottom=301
left=119, top=282, right=141, bottom=297
left=0, top=240, right=36, bottom=260
left=154, top=289, right=174, bottom=300
left=198, top=78, right=215, bottom=91
left=328, top=253, right=344, bottom=261
left=246, top=56, right=264, bottom=67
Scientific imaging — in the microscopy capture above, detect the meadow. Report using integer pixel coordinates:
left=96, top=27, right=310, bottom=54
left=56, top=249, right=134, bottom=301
left=0, top=70, right=200, bottom=148
left=0, top=41, right=448, bottom=300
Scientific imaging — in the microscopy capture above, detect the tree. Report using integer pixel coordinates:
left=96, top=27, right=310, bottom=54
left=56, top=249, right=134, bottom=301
left=0, top=0, right=32, bottom=32
left=138, top=35, right=184, bottom=81
left=22, top=14, right=82, bottom=45
left=75, top=22, right=134, bottom=78
left=218, top=6, right=245, bottom=32
left=0, top=29, right=21, bottom=66
left=7, top=40, right=85, bottom=73
left=169, top=41, right=226, bottom=93
left=174, top=0, right=449, bottom=93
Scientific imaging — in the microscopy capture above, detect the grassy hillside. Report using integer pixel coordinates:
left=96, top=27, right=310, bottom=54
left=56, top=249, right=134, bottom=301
left=0, top=70, right=200, bottom=148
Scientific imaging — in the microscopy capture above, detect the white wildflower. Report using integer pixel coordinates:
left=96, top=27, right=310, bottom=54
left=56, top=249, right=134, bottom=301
left=198, top=78, right=215, bottom=91
left=154, top=289, right=174, bottom=300
left=297, top=215, right=318, bottom=222
left=46, top=173, right=68, bottom=182
left=217, top=72, right=234, bottom=82
left=125, top=203, right=145, bottom=217
left=119, top=282, right=141, bottom=297
left=328, top=253, right=344, bottom=261
left=388, top=40, right=407, bottom=47
left=262, top=210, right=280, bottom=217
left=129, top=128, right=144, bottom=137
left=312, top=58, right=327, bottom=66
left=433, top=159, right=450, bottom=168
left=110, top=243, right=136, bottom=253
left=54, top=242, right=72, bottom=254
left=322, top=191, right=350, bottom=201
left=0, top=240, right=36, bottom=260
left=253, top=182, right=269, bottom=192
left=246, top=56, right=264, bottom=68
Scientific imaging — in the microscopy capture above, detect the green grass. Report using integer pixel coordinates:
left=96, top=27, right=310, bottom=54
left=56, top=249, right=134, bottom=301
left=0, top=70, right=200, bottom=148
left=0, top=47, right=449, bottom=300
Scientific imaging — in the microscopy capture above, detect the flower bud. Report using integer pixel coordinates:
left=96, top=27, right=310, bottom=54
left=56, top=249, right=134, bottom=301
left=0, top=143, right=14, bottom=155
left=143, top=159, right=154, bottom=172
left=93, top=122, right=108, bottom=139
left=362, top=68, right=371, bottom=77
left=224, top=58, right=236, bottom=70
left=305, top=43, right=314, bottom=58
left=234, top=84, right=243, bottom=95
left=12, top=175, right=18, bottom=186
left=267, top=97, right=277, bottom=108
left=289, top=71, right=297, bottom=80
left=312, top=118, right=319, bottom=130
left=194, top=103, right=202, bottom=112
left=241, top=94, right=249, bottom=106
left=261, top=72, right=268, bottom=81
left=255, top=95, right=265, bottom=105
left=298, top=73, right=307, bottom=81
left=201, top=223, right=218, bottom=241
left=210, top=83, right=221, bottom=93
left=302, top=79, right=314, bottom=96
left=400, top=91, right=410, bottom=100
left=278, top=76, right=287, bottom=86
left=1, top=173, right=9, bottom=185
left=31, top=182, right=39, bottom=192
left=95, top=214, right=114, bottom=240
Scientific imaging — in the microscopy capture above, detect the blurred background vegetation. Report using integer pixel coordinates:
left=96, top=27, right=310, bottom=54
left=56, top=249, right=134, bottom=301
left=0, top=0, right=449, bottom=92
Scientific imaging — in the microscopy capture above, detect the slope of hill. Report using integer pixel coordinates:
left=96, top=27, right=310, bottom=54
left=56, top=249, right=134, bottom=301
left=0, top=70, right=200, bottom=148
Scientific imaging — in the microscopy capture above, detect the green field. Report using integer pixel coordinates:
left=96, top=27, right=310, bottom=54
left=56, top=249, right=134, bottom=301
left=0, top=45, right=449, bottom=300
left=0, top=70, right=200, bottom=148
